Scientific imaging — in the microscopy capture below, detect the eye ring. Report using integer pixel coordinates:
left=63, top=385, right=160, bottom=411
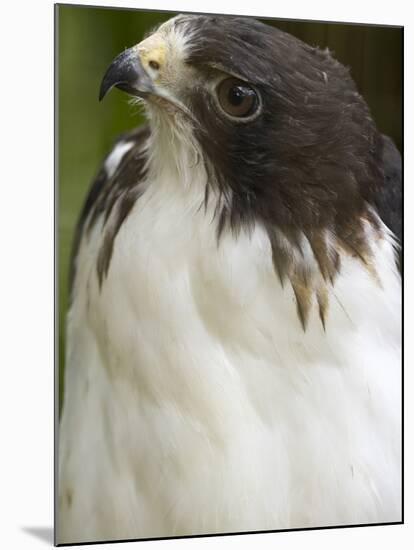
left=215, top=77, right=261, bottom=120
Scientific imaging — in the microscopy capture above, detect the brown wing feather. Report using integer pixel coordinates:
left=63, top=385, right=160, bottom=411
left=69, top=125, right=150, bottom=295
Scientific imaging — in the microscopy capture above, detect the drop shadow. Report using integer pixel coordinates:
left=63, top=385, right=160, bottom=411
left=22, top=526, right=54, bottom=545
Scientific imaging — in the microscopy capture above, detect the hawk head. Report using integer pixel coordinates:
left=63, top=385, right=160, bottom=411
left=99, top=14, right=389, bottom=328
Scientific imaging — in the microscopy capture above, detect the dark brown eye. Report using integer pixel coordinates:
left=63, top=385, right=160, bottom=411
left=216, top=78, right=259, bottom=118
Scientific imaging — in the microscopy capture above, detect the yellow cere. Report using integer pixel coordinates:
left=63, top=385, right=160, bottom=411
left=139, top=43, right=167, bottom=78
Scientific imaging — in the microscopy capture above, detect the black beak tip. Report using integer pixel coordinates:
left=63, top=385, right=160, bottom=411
left=98, top=81, right=109, bottom=102
left=99, top=70, right=118, bottom=102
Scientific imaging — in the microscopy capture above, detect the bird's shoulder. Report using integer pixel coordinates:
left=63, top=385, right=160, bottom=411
left=372, top=134, right=402, bottom=270
left=376, top=134, right=402, bottom=243
left=69, top=124, right=150, bottom=292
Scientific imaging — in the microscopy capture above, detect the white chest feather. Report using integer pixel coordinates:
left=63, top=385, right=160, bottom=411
left=58, top=145, right=401, bottom=544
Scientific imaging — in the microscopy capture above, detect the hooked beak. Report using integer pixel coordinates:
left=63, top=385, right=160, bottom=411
left=99, top=47, right=155, bottom=101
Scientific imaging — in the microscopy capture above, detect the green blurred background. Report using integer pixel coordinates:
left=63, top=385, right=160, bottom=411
left=57, top=4, right=402, bottom=409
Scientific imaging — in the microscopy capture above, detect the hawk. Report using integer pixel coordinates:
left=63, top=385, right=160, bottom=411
left=58, top=14, right=402, bottom=544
